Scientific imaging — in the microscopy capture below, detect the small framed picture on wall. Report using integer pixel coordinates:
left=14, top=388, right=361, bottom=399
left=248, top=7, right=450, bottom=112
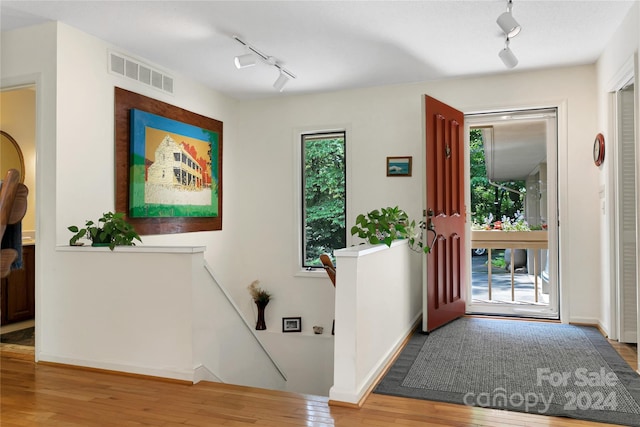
left=282, top=317, right=302, bottom=332
left=387, top=156, right=412, bottom=177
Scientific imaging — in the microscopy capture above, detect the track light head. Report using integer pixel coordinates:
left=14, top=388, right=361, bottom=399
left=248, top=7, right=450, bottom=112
left=273, top=71, right=289, bottom=92
left=497, top=11, right=521, bottom=38
left=499, top=44, right=518, bottom=68
left=497, top=0, right=521, bottom=38
left=234, top=53, right=256, bottom=69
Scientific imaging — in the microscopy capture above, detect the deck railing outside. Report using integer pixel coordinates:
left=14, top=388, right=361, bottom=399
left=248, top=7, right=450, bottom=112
left=470, top=230, right=548, bottom=302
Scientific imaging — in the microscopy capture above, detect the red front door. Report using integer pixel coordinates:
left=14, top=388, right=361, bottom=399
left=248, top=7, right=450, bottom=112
left=424, top=95, right=466, bottom=332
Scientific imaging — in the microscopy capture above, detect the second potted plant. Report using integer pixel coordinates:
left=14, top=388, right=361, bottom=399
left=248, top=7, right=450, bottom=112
left=350, top=206, right=429, bottom=253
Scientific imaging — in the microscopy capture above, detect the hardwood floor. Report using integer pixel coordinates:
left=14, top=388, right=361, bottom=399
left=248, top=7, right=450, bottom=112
left=608, top=338, right=637, bottom=368
left=0, top=339, right=636, bottom=427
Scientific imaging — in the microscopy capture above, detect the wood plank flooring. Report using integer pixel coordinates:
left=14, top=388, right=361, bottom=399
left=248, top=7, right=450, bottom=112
left=0, top=339, right=636, bottom=426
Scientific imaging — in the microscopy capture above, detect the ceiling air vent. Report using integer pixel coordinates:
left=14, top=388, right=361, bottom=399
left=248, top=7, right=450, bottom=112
left=109, top=51, right=174, bottom=95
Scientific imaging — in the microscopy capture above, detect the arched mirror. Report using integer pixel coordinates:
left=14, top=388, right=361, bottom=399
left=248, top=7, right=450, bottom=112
left=0, top=130, right=25, bottom=183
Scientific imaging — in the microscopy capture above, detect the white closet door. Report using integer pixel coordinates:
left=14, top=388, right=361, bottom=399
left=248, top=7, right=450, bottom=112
left=618, top=84, right=637, bottom=343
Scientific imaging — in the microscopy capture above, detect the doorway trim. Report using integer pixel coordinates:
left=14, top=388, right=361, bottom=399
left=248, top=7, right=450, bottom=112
left=463, top=100, right=568, bottom=322
left=606, top=53, right=637, bottom=343
left=1, top=73, right=42, bottom=360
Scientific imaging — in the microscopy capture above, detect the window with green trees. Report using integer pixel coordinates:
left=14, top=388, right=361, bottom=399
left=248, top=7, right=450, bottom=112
left=302, top=132, right=346, bottom=268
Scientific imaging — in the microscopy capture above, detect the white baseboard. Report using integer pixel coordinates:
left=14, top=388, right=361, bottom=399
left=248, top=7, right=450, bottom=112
left=37, top=353, right=196, bottom=382
left=193, top=364, right=223, bottom=384
left=568, top=317, right=600, bottom=326
left=568, top=317, right=610, bottom=338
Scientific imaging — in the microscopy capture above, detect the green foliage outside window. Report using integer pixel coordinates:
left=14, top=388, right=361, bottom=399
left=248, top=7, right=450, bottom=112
left=303, top=133, right=346, bottom=267
left=470, top=129, right=525, bottom=224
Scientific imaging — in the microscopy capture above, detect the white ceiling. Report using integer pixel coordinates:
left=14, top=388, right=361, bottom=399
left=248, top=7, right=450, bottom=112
left=484, top=120, right=547, bottom=181
left=1, top=1, right=636, bottom=100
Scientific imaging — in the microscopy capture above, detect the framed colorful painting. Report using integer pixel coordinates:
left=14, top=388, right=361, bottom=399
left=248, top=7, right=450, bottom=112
left=115, top=87, right=223, bottom=235
left=129, top=109, right=219, bottom=218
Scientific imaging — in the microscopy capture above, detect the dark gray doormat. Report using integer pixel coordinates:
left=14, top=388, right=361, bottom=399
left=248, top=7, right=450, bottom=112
left=374, top=317, right=640, bottom=426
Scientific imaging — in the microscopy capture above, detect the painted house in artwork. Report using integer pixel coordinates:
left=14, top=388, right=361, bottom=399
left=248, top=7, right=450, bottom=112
left=146, top=135, right=204, bottom=189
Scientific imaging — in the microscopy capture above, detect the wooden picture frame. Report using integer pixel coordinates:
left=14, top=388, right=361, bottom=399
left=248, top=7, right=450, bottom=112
left=114, top=87, right=223, bottom=235
left=387, top=156, right=412, bottom=177
left=282, top=317, right=302, bottom=333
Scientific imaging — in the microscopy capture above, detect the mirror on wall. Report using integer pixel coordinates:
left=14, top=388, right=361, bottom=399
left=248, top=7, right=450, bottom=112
left=0, top=130, right=25, bottom=183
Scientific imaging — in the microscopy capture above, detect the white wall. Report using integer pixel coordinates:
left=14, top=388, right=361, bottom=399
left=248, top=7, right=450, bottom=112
left=54, top=23, right=239, bottom=243
left=596, top=2, right=639, bottom=338
left=1, top=21, right=242, bottom=361
left=256, top=331, right=334, bottom=395
left=49, top=247, right=197, bottom=380
left=194, top=262, right=287, bottom=390
left=52, top=23, right=243, bottom=365
left=237, top=65, right=599, bottom=327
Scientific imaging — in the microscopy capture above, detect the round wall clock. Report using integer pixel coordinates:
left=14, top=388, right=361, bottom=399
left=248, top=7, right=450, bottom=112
left=593, top=133, right=605, bottom=166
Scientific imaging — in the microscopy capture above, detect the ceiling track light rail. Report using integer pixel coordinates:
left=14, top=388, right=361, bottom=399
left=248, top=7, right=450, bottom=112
left=233, top=35, right=296, bottom=91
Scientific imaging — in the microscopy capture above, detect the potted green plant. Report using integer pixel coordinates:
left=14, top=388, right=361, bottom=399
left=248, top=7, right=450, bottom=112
left=68, top=211, right=142, bottom=250
left=350, top=206, right=429, bottom=253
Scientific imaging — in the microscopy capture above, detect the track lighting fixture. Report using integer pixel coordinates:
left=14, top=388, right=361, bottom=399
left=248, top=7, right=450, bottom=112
left=496, top=0, right=521, bottom=68
left=232, top=35, right=296, bottom=91
left=496, top=0, right=521, bottom=38
left=499, top=38, right=518, bottom=69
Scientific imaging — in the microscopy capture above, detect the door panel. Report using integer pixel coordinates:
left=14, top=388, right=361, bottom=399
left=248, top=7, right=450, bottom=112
left=434, top=114, right=446, bottom=216
left=424, top=95, right=466, bottom=332
left=451, top=120, right=461, bottom=216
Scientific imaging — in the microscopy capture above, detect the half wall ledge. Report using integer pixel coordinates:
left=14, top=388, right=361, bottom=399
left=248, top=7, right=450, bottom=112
left=57, top=245, right=206, bottom=253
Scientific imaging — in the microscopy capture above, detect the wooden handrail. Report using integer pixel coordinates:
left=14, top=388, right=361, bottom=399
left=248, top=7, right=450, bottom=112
left=320, top=253, right=336, bottom=287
